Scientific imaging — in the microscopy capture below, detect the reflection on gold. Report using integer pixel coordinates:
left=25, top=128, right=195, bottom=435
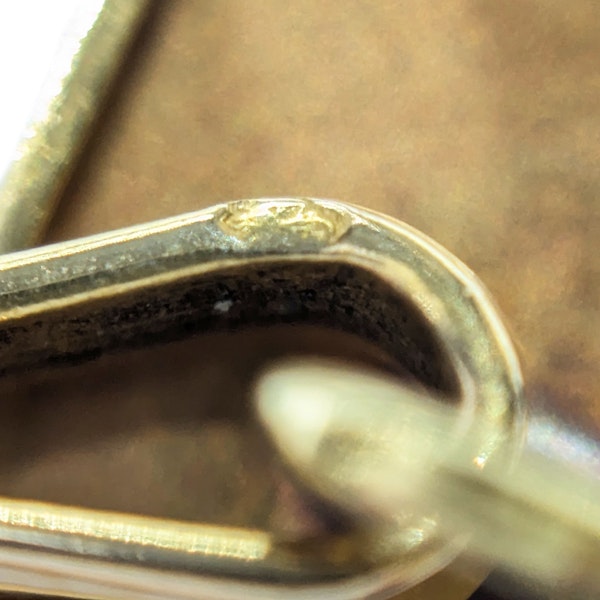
left=217, top=198, right=352, bottom=244
left=0, top=497, right=271, bottom=561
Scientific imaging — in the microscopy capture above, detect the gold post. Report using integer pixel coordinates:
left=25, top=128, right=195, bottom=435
left=0, top=0, right=150, bottom=253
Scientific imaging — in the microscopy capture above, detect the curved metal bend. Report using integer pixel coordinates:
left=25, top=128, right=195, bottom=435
left=0, top=198, right=523, bottom=599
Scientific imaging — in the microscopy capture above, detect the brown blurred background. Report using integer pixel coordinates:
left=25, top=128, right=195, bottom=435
left=6, top=1, right=598, bottom=598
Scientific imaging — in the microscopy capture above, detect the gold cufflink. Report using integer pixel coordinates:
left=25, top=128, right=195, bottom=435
left=0, top=197, right=523, bottom=599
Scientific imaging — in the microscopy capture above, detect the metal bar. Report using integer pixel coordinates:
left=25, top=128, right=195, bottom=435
left=0, top=0, right=151, bottom=252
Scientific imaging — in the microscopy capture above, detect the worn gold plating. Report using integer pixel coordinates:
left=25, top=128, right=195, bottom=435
left=217, top=198, right=352, bottom=244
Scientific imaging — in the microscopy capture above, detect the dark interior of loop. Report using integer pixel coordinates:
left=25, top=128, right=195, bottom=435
left=0, top=260, right=458, bottom=396
left=0, top=257, right=464, bottom=540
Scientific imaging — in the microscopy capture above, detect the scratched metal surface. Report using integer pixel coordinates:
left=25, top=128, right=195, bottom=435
left=8, top=1, right=598, bottom=598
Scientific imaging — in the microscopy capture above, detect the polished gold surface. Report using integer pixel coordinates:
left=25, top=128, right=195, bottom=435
left=0, top=0, right=150, bottom=253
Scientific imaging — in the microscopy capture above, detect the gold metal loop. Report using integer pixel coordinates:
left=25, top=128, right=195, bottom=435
left=0, top=198, right=523, bottom=599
